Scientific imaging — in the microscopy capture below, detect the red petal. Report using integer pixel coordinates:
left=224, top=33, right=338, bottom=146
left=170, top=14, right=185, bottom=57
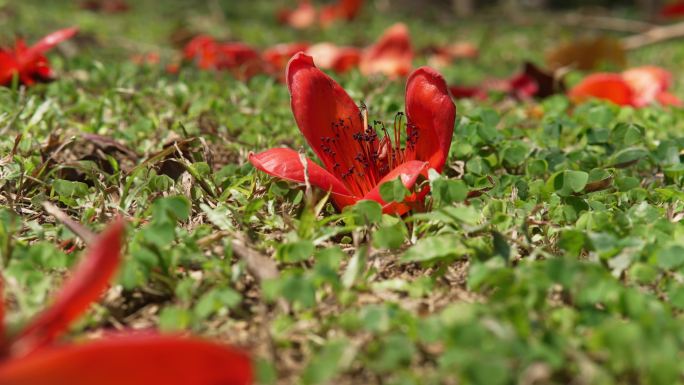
left=661, top=2, right=684, bottom=18
left=657, top=91, right=683, bottom=107
left=0, top=279, right=5, bottom=347
left=0, top=50, right=19, bottom=86
left=263, top=42, right=310, bottom=74
left=622, top=66, right=673, bottom=107
left=362, top=160, right=429, bottom=212
left=286, top=52, right=369, bottom=192
left=249, top=148, right=357, bottom=209
left=449, top=85, right=487, bottom=100
left=12, top=219, right=124, bottom=356
left=215, top=43, right=263, bottom=80
left=331, top=47, right=361, bottom=73
left=0, top=335, right=252, bottom=385
left=568, top=73, right=634, bottom=106
left=284, top=1, right=316, bottom=29
left=19, top=27, right=78, bottom=68
left=360, top=23, right=413, bottom=78
left=405, top=67, right=456, bottom=173
left=338, top=0, right=364, bottom=19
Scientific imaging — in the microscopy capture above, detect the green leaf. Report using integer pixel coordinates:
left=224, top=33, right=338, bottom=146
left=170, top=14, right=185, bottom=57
left=552, top=170, right=589, bottom=197
left=379, top=177, right=409, bottom=203
left=402, top=236, right=463, bottom=263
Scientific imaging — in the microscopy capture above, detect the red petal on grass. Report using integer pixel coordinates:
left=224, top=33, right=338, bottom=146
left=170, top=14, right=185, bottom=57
left=360, top=23, right=413, bottom=78
left=568, top=73, right=634, bottom=106
left=656, top=91, right=683, bottom=107
left=286, top=53, right=367, bottom=186
left=215, top=43, right=263, bottom=80
left=12, top=219, right=124, bottom=356
left=622, top=66, right=673, bottom=107
left=0, top=50, right=19, bottom=86
left=283, top=1, right=316, bottom=29
left=0, top=335, right=252, bottom=385
left=263, top=42, right=310, bottom=74
left=183, top=35, right=219, bottom=69
left=362, top=160, right=429, bottom=212
left=661, top=2, right=684, bottom=18
left=449, top=85, right=487, bottom=100
left=305, top=43, right=360, bottom=73
left=405, top=67, right=456, bottom=173
left=249, top=148, right=357, bottom=209
left=20, top=27, right=78, bottom=68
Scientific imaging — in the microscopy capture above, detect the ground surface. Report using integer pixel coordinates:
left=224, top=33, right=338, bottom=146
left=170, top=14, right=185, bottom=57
left=3, top=1, right=684, bottom=384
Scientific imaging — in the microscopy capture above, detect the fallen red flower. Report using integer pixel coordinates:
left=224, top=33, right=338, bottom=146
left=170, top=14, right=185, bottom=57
left=426, top=42, right=478, bottom=68
left=280, top=0, right=364, bottom=29
left=0, top=27, right=78, bottom=87
left=263, top=42, right=311, bottom=76
left=360, top=23, right=413, bottom=78
left=183, top=35, right=263, bottom=80
left=278, top=0, right=317, bottom=29
left=0, top=219, right=252, bottom=385
left=660, top=1, right=684, bottom=18
left=569, top=66, right=681, bottom=107
left=249, top=53, right=455, bottom=214
left=306, top=43, right=361, bottom=74
left=450, top=62, right=564, bottom=101
left=80, top=0, right=130, bottom=13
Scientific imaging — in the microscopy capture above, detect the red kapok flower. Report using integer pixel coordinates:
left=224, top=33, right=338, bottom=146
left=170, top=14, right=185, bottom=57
left=569, top=66, right=681, bottom=107
left=183, top=35, right=263, bottom=80
left=360, top=23, right=413, bottom=78
left=249, top=53, right=455, bottom=214
left=0, top=27, right=78, bottom=87
left=0, top=219, right=253, bottom=385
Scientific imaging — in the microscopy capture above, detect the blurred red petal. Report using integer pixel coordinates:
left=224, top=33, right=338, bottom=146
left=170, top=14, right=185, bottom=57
left=249, top=148, right=357, bottom=209
left=13, top=219, right=124, bottom=356
left=656, top=91, right=683, bottom=107
left=20, top=27, right=78, bottom=68
left=283, top=1, right=316, bottom=29
left=360, top=23, right=413, bottom=78
left=568, top=73, right=634, bottom=106
left=263, top=42, right=310, bottom=74
left=405, top=67, right=456, bottom=173
left=661, top=2, right=684, bottom=18
left=0, top=335, right=252, bottom=385
left=449, top=85, right=487, bottom=100
left=622, top=66, right=673, bottom=107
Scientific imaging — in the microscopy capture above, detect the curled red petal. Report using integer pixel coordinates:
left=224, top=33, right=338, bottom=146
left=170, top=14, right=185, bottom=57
left=362, top=160, right=429, bottom=211
left=12, top=219, right=124, bottom=356
left=249, top=148, right=357, bottom=209
left=0, top=335, right=252, bottom=385
left=360, top=23, right=413, bottom=78
left=286, top=52, right=369, bottom=192
left=405, top=67, right=456, bottom=173
left=19, top=27, right=78, bottom=68
left=568, top=73, right=634, bottom=106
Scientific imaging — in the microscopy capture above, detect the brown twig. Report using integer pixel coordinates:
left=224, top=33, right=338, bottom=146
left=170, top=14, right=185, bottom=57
left=622, top=21, right=684, bottom=50
left=42, top=202, right=96, bottom=244
left=561, top=14, right=655, bottom=33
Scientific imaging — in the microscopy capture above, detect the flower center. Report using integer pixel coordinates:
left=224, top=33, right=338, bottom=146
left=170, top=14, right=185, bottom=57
left=319, top=104, right=419, bottom=197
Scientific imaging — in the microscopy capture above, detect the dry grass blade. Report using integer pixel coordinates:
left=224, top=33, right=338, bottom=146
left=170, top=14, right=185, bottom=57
left=43, top=202, right=96, bottom=244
